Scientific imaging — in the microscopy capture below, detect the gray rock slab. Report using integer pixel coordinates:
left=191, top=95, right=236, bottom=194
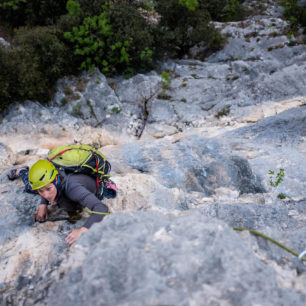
left=0, top=143, right=15, bottom=167
left=107, top=134, right=267, bottom=197
left=45, top=211, right=306, bottom=306
left=233, top=106, right=306, bottom=144
left=200, top=199, right=306, bottom=270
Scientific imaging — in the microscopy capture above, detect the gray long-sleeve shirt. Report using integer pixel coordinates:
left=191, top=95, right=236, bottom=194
left=41, top=173, right=109, bottom=228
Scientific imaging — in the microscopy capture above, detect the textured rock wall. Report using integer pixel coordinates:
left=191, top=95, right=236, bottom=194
left=0, top=1, right=306, bottom=305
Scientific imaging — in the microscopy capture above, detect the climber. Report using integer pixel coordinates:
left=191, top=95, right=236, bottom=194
left=8, top=160, right=113, bottom=246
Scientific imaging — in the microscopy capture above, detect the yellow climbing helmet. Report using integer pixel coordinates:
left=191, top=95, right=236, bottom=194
left=29, top=160, right=58, bottom=190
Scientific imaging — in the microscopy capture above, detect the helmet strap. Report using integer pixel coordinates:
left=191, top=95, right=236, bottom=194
left=53, top=175, right=61, bottom=190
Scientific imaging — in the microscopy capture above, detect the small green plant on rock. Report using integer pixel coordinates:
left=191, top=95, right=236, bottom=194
left=157, top=92, right=172, bottom=100
left=86, top=99, right=98, bottom=120
left=277, top=193, right=286, bottom=199
left=280, top=0, right=306, bottom=28
left=75, top=78, right=88, bottom=92
left=64, top=87, right=73, bottom=96
left=269, top=168, right=285, bottom=187
left=71, top=102, right=83, bottom=118
left=215, top=105, right=230, bottom=118
left=111, top=106, right=121, bottom=114
left=161, top=71, right=171, bottom=90
left=157, top=70, right=173, bottom=100
left=269, top=168, right=287, bottom=199
left=60, top=97, right=68, bottom=105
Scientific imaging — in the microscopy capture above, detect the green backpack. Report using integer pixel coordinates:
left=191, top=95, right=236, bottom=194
left=47, top=144, right=111, bottom=192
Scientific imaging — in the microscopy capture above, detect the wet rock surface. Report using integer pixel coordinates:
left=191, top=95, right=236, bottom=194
left=0, top=1, right=306, bottom=305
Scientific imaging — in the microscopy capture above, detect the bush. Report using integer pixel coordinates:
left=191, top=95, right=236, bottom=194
left=154, top=0, right=223, bottom=58
left=64, top=1, right=154, bottom=75
left=106, top=2, right=155, bottom=73
left=280, top=0, right=306, bottom=27
left=14, top=26, right=74, bottom=84
left=75, top=0, right=142, bottom=17
left=0, top=0, right=27, bottom=28
left=73, top=0, right=107, bottom=17
left=0, top=0, right=67, bottom=28
left=24, top=0, right=68, bottom=26
left=1, top=0, right=249, bottom=111
left=0, top=26, right=73, bottom=111
left=198, top=0, right=246, bottom=21
left=0, top=47, right=19, bottom=112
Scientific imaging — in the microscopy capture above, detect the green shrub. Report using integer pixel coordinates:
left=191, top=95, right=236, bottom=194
left=73, top=0, right=107, bottom=17
left=154, top=0, right=223, bottom=58
left=161, top=71, right=171, bottom=90
left=0, top=26, right=73, bottom=111
left=64, top=1, right=154, bottom=75
left=60, top=97, right=68, bottom=105
left=73, top=0, right=144, bottom=18
left=106, top=2, right=155, bottom=73
left=269, top=168, right=285, bottom=188
left=222, top=0, right=246, bottom=21
left=179, top=0, right=199, bottom=11
left=280, top=0, right=306, bottom=27
left=198, top=0, right=246, bottom=21
left=14, top=26, right=74, bottom=84
left=198, top=0, right=226, bottom=19
left=0, top=0, right=252, bottom=112
left=66, top=0, right=82, bottom=17
left=215, top=105, right=231, bottom=118
left=0, top=47, right=19, bottom=112
left=277, top=192, right=286, bottom=199
left=0, top=0, right=26, bottom=10
left=71, top=101, right=83, bottom=117
left=23, top=0, right=68, bottom=26
left=64, top=9, right=129, bottom=74
left=0, top=0, right=27, bottom=28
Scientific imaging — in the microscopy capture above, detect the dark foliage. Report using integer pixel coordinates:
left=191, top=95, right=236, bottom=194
left=106, top=2, right=155, bottom=73
left=0, top=0, right=67, bottom=27
left=0, top=27, right=74, bottom=110
left=154, top=0, right=223, bottom=58
left=198, top=0, right=247, bottom=21
left=0, top=0, right=252, bottom=111
left=281, top=0, right=306, bottom=27
left=63, top=1, right=155, bottom=75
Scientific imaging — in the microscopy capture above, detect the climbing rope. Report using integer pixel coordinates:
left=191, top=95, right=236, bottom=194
left=233, top=227, right=306, bottom=262
left=83, top=208, right=111, bottom=216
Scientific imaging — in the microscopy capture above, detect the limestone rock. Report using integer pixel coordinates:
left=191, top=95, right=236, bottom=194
left=0, top=142, right=15, bottom=168
left=0, top=1, right=306, bottom=304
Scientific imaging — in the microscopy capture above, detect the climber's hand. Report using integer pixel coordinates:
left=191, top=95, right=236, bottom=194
left=36, top=204, right=48, bottom=222
left=66, top=227, right=88, bottom=247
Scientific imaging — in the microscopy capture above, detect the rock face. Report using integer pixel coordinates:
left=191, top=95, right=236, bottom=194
left=0, top=1, right=306, bottom=305
left=45, top=211, right=306, bottom=306
left=0, top=142, right=15, bottom=167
